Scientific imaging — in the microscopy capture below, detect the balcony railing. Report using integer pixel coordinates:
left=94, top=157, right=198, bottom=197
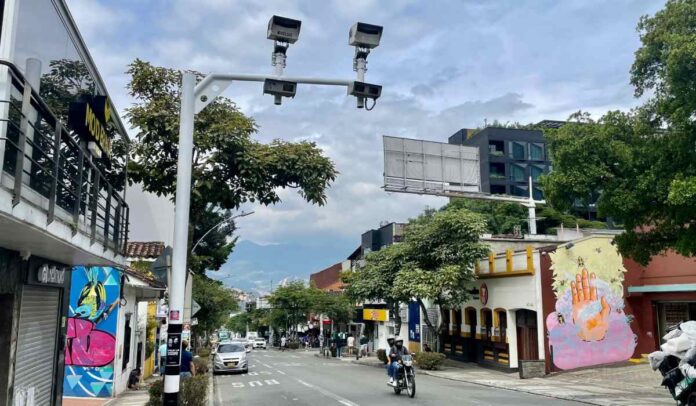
left=0, top=60, right=128, bottom=255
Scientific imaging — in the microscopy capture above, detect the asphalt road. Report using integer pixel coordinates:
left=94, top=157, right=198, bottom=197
left=212, top=349, right=585, bottom=406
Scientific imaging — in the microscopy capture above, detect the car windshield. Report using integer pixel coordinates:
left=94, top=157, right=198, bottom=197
left=218, top=344, right=244, bottom=353
left=255, top=339, right=264, bottom=342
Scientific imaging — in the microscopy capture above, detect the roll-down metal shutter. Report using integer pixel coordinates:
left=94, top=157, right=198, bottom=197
left=14, top=286, right=60, bottom=406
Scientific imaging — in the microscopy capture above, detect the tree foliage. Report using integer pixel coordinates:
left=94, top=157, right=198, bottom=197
left=191, top=274, right=239, bottom=334
left=125, top=59, right=337, bottom=272
left=266, top=281, right=352, bottom=335
left=542, top=0, right=696, bottom=264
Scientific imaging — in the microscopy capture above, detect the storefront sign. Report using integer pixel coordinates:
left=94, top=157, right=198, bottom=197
left=68, top=95, right=113, bottom=159
left=27, top=260, right=68, bottom=288
left=480, top=282, right=488, bottom=305
left=363, top=308, right=389, bottom=322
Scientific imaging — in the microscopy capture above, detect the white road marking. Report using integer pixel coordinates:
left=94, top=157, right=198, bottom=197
left=295, top=379, right=359, bottom=406
left=231, top=382, right=244, bottom=388
left=276, top=370, right=286, bottom=375
left=262, top=363, right=273, bottom=368
left=215, top=376, right=223, bottom=405
left=265, top=379, right=280, bottom=385
left=248, top=372, right=259, bottom=376
left=249, top=380, right=262, bottom=387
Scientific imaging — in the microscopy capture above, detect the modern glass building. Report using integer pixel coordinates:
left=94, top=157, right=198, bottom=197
left=448, top=127, right=551, bottom=200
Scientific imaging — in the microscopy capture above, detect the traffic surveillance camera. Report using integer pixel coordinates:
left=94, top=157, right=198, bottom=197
left=348, top=81, right=382, bottom=100
left=264, top=78, right=297, bottom=105
left=349, top=22, right=383, bottom=49
left=267, top=15, right=302, bottom=44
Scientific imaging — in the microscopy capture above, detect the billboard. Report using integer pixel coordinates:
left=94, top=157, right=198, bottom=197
left=363, top=308, right=389, bottom=322
left=383, top=136, right=480, bottom=196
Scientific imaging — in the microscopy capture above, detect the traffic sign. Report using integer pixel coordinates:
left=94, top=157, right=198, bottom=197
left=192, top=300, right=201, bottom=316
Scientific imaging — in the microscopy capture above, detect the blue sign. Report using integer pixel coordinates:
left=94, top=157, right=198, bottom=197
left=408, top=301, right=421, bottom=342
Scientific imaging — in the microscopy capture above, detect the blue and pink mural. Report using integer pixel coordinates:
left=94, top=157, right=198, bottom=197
left=63, top=266, right=121, bottom=398
left=546, top=237, right=637, bottom=370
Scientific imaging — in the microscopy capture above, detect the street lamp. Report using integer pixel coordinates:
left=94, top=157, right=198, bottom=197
left=163, top=16, right=384, bottom=405
left=190, top=211, right=253, bottom=255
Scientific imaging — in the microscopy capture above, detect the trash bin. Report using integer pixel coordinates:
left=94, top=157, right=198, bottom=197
left=518, top=360, right=546, bottom=379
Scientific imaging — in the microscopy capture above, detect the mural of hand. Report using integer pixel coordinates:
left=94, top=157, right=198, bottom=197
left=571, top=268, right=611, bottom=341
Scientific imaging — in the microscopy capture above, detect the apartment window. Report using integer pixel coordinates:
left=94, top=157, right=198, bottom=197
left=529, top=143, right=545, bottom=161
left=511, top=185, right=528, bottom=197
left=510, top=164, right=526, bottom=182
left=489, top=162, right=505, bottom=180
left=533, top=187, right=543, bottom=200
left=510, top=142, right=526, bottom=160
left=530, top=165, right=544, bottom=181
left=490, top=184, right=506, bottom=195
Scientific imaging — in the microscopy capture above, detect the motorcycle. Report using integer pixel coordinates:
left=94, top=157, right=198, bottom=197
left=390, top=354, right=416, bottom=398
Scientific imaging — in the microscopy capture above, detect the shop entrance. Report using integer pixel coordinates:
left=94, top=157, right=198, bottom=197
left=657, top=302, right=696, bottom=340
left=466, top=308, right=477, bottom=362
left=516, top=309, right=538, bottom=361
left=0, top=294, right=13, bottom=405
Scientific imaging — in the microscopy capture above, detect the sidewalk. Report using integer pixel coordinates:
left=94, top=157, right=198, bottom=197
left=347, top=355, right=671, bottom=406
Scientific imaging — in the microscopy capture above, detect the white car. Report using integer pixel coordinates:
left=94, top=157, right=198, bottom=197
left=232, top=338, right=252, bottom=353
left=213, top=343, right=248, bottom=374
left=253, top=338, right=267, bottom=349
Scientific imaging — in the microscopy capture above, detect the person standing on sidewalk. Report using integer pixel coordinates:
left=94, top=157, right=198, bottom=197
left=158, top=341, right=167, bottom=375
left=180, top=340, right=196, bottom=379
left=347, top=334, right=355, bottom=356
left=280, top=335, right=287, bottom=351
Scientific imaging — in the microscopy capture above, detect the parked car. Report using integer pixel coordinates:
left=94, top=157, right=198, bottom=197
left=253, top=338, right=267, bottom=349
left=213, top=343, right=248, bottom=374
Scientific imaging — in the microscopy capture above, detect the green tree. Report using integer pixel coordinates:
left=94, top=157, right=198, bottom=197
left=393, top=208, right=490, bottom=350
left=125, top=60, right=337, bottom=273
left=542, top=0, right=696, bottom=264
left=189, top=207, right=238, bottom=274
left=191, top=274, right=239, bottom=335
left=343, top=244, right=411, bottom=336
left=445, top=198, right=528, bottom=235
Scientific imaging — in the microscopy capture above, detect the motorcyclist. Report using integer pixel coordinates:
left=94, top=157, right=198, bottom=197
left=388, top=337, right=410, bottom=386
left=385, top=335, right=396, bottom=381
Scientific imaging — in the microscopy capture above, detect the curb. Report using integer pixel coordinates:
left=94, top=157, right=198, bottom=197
left=208, top=359, right=214, bottom=406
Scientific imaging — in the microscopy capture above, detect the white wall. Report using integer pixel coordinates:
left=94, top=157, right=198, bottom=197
left=113, top=285, right=138, bottom=396
left=126, top=183, right=175, bottom=245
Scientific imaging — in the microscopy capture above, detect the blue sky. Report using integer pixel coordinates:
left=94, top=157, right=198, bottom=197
left=67, top=0, right=666, bottom=292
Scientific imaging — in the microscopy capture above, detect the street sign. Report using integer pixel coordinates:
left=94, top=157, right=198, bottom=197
left=191, top=318, right=198, bottom=326
left=192, top=300, right=201, bottom=316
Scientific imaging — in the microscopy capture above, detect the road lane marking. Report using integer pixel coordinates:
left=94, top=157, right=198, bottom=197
left=295, top=379, right=359, bottom=406
left=215, top=376, right=223, bottom=405
left=249, top=380, right=262, bottom=387
left=276, top=370, right=286, bottom=375
left=265, top=379, right=279, bottom=385
left=262, top=363, right=273, bottom=368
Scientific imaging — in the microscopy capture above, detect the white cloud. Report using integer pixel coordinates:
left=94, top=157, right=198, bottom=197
left=67, top=0, right=667, bottom=258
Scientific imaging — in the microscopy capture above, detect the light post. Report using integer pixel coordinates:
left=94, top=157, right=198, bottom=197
left=190, top=211, right=253, bottom=255
left=163, top=16, right=384, bottom=404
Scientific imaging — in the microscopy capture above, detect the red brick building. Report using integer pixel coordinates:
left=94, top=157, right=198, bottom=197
left=309, top=262, right=344, bottom=292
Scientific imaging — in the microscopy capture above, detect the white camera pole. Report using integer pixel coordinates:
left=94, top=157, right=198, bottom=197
left=163, top=72, right=196, bottom=406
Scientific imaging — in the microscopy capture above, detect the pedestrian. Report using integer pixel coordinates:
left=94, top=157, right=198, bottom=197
left=280, top=335, right=287, bottom=352
left=180, top=340, right=196, bottom=379
left=158, top=340, right=167, bottom=375
left=347, top=334, right=355, bottom=356
left=359, top=334, right=369, bottom=356
left=423, top=343, right=433, bottom=352
left=128, top=368, right=141, bottom=390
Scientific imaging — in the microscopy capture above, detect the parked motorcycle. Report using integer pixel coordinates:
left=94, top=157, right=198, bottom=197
left=651, top=321, right=696, bottom=405
left=390, top=354, right=416, bottom=398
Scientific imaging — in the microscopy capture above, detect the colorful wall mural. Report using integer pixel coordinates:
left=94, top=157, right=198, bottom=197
left=64, top=266, right=121, bottom=397
left=546, top=237, right=636, bottom=370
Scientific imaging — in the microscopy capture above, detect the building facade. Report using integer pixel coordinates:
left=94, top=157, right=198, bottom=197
left=0, top=0, right=130, bottom=405
left=449, top=127, right=550, bottom=199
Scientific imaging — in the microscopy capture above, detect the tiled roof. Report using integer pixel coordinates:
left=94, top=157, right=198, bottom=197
left=126, top=241, right=165, bottom=259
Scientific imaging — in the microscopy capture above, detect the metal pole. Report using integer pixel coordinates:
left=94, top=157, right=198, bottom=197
left=528, top=176, right=537, bottom=235
left=164, top=72, right=196, bottom=405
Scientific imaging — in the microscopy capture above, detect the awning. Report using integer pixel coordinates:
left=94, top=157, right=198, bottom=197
left=627, top=284, right=696, bottom=293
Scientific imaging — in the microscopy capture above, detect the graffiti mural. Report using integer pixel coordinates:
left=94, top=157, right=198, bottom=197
left=546, top=237, right=636, bottom=370
left=64, top=266, right=121, bottom=397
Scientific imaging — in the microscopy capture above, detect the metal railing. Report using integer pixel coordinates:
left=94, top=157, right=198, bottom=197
left=0, top=60, right=128, bottom=255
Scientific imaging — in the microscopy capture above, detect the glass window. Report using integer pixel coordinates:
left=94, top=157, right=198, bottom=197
left=510, top=164, right=526, bottom=182
left=511, top=185, right=528, bottom=197
left=530, top=143, right=545, bottom=161
left=510, top=142, right=526, bottom=160
left=530, top=165, right=544, bottom=181
left=533, top=187, right=543, bottom=200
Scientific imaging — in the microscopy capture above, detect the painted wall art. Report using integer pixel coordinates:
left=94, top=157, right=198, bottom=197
left=546, top=237, right=636, bottom=370
left=63, top=266, right=121, bottom=397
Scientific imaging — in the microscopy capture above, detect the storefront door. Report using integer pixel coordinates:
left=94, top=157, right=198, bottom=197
left=516, top=309, right=538, bottom=361
left=657, top=302, right=696, bottom=341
